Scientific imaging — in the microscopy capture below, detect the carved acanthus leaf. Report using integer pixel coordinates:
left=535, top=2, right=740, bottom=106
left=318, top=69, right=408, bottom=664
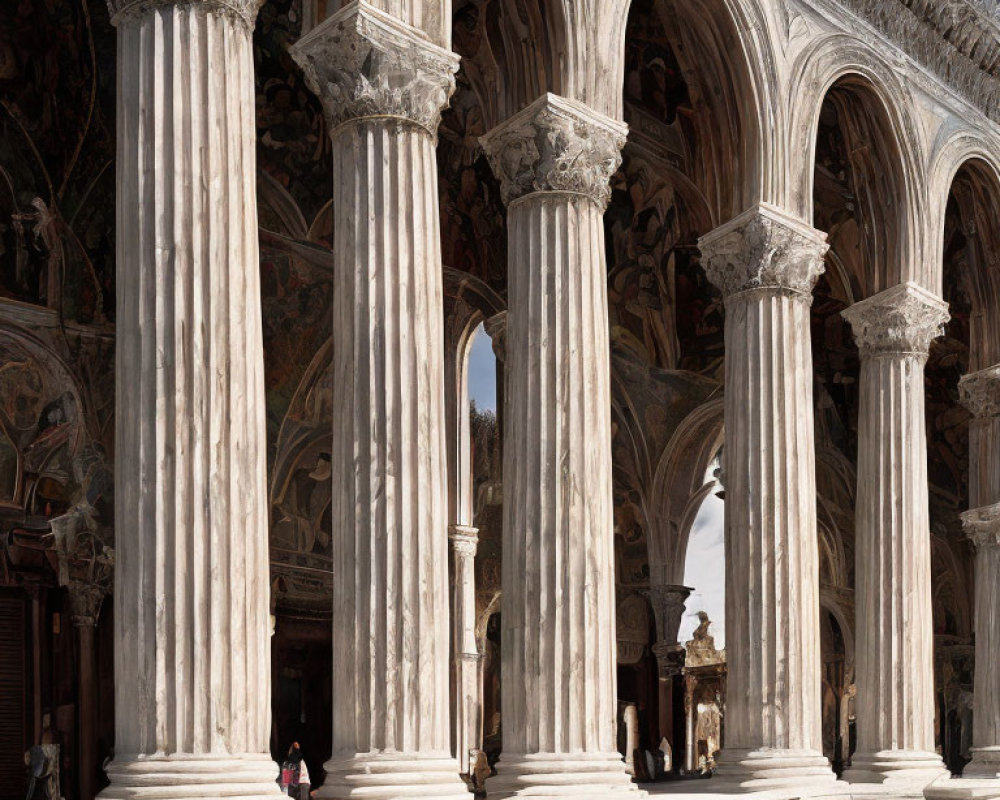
left=697, top=204, right=829, bottom=299
left=290, top=2, right=460, bottom=136
left=962, top=502, right=1000, bottom=550
left=107, top=0, right=263, bottom=28
left=642, top=583, right=691, bottom=647
left=480, top=94, right=627, bottom=208
left=959, top=365, right=1000, bottom=419
left=842, top=282, right=950, bottom=357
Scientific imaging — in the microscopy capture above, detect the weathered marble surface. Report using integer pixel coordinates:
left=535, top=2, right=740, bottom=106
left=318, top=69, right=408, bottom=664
left=100, top=0, right=279, bottom=797
left=843, top=283, right=950, bottom=788
left=290, top=3, right=467, bottom=798
left=698, top=204, right=836, bottom=792
left=481, top=93, right=642, bottom=799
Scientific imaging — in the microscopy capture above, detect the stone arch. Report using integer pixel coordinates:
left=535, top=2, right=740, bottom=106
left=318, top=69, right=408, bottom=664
left=789, top=37, right=924, bottom=295
left=646, top=397, right=725, bottom=585
left=619, top=0, right=778, bottom=222
left=934, top=150, right=1000, bottom=369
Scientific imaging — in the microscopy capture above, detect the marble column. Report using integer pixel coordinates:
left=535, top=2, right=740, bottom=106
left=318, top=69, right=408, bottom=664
left=290, top=5, right=467, bottom=798
left=480, top=93, right=642, bottom=798
left=841, top=282, right=950, bottom=787
left=644, top=584, right=690, bottom=768
left=450, top=524, right=483, bottom=778
left=697, top=204, right=836, bottom=790
left=102, top=1, right=278, bottom=796
left=926, top=368, right=1000, bottom=798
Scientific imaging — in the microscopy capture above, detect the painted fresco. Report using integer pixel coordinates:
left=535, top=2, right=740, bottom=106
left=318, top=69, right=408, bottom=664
left=0, top=0, right=115, bottom=322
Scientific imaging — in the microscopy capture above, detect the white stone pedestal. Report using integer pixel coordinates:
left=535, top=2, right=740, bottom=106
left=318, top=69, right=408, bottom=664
left=100, top=0, right=280, bottom=797
left=290, top=4, right=468, bottom=798
left=480, top=93, right=643, bottom=799
left=842, top=283, right=950, bottom=790
left=698, top=205, right=837, bottom=794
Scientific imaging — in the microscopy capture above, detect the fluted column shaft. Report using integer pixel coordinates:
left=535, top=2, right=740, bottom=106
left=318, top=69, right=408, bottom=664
left=481, top=93, right=642, bottom=798
left=290, top=5, right=467, bottom=798
left=842, top=282, right=949, bottom=787
left=958, top=367, right=1000, bottom=780
left=449, top=525, right=482, bottom=777
left=698, top=205, right=835, bottom=791
left=103, top=1, right=278, bottom=797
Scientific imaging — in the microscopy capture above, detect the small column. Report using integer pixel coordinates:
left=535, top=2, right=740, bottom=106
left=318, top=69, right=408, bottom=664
left=926, top=367, right=1000, bottom=798
left=480, top=93, right=642, bottom=798
left=842, top=282, right=949, bottom=787
left=698, top=204, right=836, bottom=790
left=51, top=511, right=113, bottom=800
left=644, top=584, right=690, bottom=769
left=101, top=0, right=279, bottom=796
left=449, top=524, right=484, bottom=778
left=290, top=5, right=467, bottom=798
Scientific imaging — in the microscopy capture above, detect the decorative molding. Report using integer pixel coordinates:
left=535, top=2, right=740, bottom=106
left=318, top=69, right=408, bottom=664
left=959, top=365, right=1000, bottom=419
left=961, top=502, right=1000, bottom=550
left=842, top=282, right=950, bottom=358
left=448, top=524, right=480, bottom=558
left=697, top=204, right=829, bottom=300
left=484, top=311, right=507, bottom=363
left=50, top=506, right=114, bottom=627
left=835, top=0, right=1000, bottom=122
left=107, top=0, right=263, bottom=28
left=290, top=1, right=459, bottom=137
left=479, top=93, right=627, bottom=209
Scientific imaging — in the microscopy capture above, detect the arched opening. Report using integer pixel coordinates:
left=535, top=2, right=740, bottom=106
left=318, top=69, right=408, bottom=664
left=925, top=156, right=1000, bottom=773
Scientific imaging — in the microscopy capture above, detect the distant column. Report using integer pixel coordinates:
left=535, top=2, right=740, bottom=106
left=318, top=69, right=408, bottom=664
left=842, top=282, right=949, bottom=787
left=481, top=93, right=643, bottom=798
left=290, top=4, right=468, bottom=797
left=449, top=524, right=483, bottom=778
left=698, top=205, right=836, bottom=790
left=645, top=584, right=690, bottom=769
left=926, top=365, right=1000, bottom=796
left=101, top=0, right=279, bottom=796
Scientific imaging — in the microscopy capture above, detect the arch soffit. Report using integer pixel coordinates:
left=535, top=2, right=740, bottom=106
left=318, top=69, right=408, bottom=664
left=926, top=131, right=1000, bottom=299
left=786, top=36, right=925, bottom=263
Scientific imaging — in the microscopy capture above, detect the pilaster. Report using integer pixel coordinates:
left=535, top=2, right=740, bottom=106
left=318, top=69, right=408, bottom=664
left=480, top=94, right=642, bottom=798
left=290, top=5, right=466, bottom=797
left=842, top=282, right=949, bottom=788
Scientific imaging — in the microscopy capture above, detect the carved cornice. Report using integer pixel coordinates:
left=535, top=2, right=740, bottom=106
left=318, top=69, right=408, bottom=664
left=290, top=1, right=460, bottom=137
left=448, top=524, right=479, bottom=558
left=479, top=93, right=628, bottom=209
left=959, top=365, right=1000, bottom=419
left=961, top=502, right=1000, bottom=550
left=835, top=0, right=1000, bottom=122
left=842, top=282, right=950, bottom=358
left=107, top=0, right=263, bottom=28
left=697, top=204, right=829, bottom=300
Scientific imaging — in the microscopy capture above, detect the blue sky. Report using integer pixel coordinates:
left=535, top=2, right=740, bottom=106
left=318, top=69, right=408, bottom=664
left=467, top=323, right=497, bottom=412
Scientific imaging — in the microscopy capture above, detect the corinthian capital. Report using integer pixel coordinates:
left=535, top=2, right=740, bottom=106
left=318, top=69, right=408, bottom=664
left=959, top=365, right=1000, bottom=419
left=962, top=503, right=1000, bottom=550
left=643, top=583, right=691, bottom=647
left=290, top=1, right=459, bottom=136
left=697, top=204, right=828, bottom=299
left=479, top=93, right=627, bottom=208
left=108, top=0, right=263, bottom=28
left=842, top=282, right=950, bottom=358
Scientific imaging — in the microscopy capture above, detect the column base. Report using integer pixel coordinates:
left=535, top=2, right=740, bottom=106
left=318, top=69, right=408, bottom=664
left=487, top=752, right=646, bottom=798
left=709, top=748, right=838, bottom=792
left=844, top=751, right=948, bottom=787
left=964, top=748, right=1000, bottom=779
left=316, top=753, right=469, bottom=799
left=99, top=754, right=283, bottom=799
left=924, top=776, right=1000, bottom=799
